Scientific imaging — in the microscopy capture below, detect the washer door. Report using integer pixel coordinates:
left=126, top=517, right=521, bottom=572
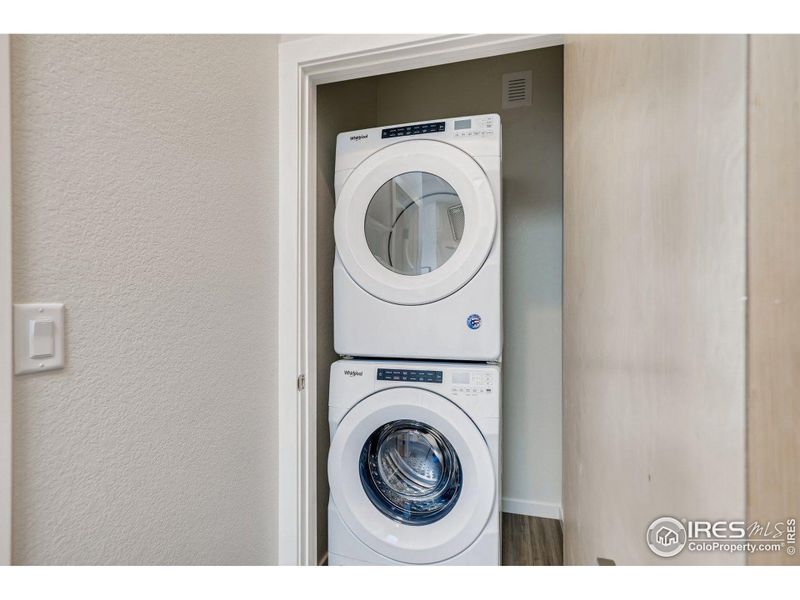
left=335, top=140, right=497, bottom=305
left=328, top=387, right=495, bottom=564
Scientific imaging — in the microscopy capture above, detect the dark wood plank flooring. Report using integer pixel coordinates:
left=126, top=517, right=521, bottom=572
left=502, top=513, right=563, bottom=566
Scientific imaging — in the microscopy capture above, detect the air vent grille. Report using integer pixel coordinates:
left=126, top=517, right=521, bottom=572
left=502, top=70, right=532, bottom=109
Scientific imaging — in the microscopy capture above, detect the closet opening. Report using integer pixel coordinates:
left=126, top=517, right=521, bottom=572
left=314, top=45, right=564, bottom=565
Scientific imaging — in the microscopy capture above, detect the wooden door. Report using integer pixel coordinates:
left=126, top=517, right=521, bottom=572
left=563, top=35, right=748, bottom=565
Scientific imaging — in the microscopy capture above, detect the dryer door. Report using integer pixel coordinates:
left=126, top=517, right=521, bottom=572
left=328, top=387, right=495, bottom=564
left=334, top=140, right=497, bottom=305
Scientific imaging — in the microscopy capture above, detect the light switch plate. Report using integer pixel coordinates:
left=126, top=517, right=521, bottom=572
left=14, top=303, right=65, bottom=375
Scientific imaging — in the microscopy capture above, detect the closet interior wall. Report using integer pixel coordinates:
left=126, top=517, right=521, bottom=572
left=315, top=78, right=378, bottom=564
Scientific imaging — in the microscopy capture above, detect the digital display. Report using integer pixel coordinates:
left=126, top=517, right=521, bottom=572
left=451, top=372, right=470, bottom=384
left=381, top=121, right=445, bottom=139
left=377, top=368, right=443, bottom=383
left=454, top=119, right=472, bottom=130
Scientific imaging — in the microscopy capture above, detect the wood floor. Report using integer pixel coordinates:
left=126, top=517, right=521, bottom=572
left=502, top=513, right=563, bottom=566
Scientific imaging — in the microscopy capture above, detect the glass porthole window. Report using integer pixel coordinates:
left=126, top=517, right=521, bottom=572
left=359, top=419, right=462, bottom=526
left=364, top=172, right=464, bottom=276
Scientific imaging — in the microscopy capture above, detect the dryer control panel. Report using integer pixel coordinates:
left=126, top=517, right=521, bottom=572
left=336, top=113, right=501, bottom=173
left=452, top=115, right=497, bottom=138
left=381, top=121, right=445, bottom=139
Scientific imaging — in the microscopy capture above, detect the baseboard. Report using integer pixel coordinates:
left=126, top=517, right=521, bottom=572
left=502, top=497, right=562, bottom=520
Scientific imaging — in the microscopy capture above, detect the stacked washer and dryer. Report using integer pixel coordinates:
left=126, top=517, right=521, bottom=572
left=328, top=114, right=503, bottom=565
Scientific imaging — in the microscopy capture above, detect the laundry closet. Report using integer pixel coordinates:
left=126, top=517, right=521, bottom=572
left=315, top=46, right=564, bottom=565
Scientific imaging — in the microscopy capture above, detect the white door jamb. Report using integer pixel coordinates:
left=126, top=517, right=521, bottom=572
left=0, top=33, right=13, bottom=567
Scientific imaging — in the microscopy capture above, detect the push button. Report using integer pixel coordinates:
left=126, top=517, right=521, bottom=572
left=29, top=319, right=55, bottom=359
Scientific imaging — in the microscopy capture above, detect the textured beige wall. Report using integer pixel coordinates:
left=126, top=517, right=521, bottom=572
left=11, top=35, right=280, bottom=565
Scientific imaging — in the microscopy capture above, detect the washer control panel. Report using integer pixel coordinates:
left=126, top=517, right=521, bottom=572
left=450, top=371, right=494, bottom=396
left=377, top=368, right=443, bottom=384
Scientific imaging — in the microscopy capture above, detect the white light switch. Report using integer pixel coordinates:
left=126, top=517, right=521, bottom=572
left=14, top=303, right=65, bottom=374
left=29, top=319, right=55, bottom=358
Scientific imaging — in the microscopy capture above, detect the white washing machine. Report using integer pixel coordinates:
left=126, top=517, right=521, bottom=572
left=327, top=359, right=501, bottom=565
left=333, top=114, right=502, bottom=361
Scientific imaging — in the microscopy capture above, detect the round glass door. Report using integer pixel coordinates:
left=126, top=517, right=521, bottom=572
left=327, top=386, right=496, bottom=563
left=364, top=172, right=464, bottom=276
left=359, top=419, right=462, bottom=526
left=334, top=139, right=497, bottom=305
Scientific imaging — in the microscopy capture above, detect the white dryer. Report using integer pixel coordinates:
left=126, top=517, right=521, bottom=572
left=327, top=359, right=501, bottom=565
left=333, top=114, right=502, bottom=361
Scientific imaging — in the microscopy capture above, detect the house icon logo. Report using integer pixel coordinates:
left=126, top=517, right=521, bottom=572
left=647, top=517, right=687, bottom=557
left=656, top=527, right=678, bottom=546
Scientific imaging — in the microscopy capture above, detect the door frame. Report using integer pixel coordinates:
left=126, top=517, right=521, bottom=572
left=0, top=33, right=12, bottom=566
left=277, top=33, right=563, bottom=565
